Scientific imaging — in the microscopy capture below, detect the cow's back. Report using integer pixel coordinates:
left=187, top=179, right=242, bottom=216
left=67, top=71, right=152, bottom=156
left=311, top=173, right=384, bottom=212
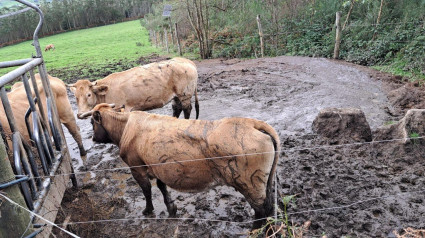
left=99, top=58, right=198, bottom=111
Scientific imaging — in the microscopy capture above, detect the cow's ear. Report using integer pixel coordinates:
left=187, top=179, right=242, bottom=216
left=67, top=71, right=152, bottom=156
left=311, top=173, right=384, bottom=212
left=93, top=111, right=102, bottom=124
left=92, top=85, right=108, bottom=95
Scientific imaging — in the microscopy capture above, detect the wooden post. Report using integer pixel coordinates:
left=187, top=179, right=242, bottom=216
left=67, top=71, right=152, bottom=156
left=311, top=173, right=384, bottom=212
left=0, top=137, right=33, bottom=237
left=164, top=28, right=169, bottom=53
left=153, top=31, right=157, bottom=47
left=175, top=23, right=182, bottom=56
left=256, top=15, right=264, bottom=58
left=333, top=11, right=342, bottom=59
left=169, top=17, right=175, bottom=46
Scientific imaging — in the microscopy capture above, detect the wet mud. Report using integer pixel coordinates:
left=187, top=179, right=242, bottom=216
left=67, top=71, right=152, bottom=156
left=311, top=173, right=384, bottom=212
left=53, top=56, right=425, bottom=237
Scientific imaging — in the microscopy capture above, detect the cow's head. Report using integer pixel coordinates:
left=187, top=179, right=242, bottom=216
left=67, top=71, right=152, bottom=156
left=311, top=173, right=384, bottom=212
left=79, top=103, right=123, bottom=143
left=66, top=80, right=109, bottom=119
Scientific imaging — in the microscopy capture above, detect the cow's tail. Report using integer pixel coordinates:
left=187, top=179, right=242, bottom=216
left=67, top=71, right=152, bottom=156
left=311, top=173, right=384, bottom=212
left=254, top=121, right=280, bottom=219
left=194, top=87, right=199, bottom=119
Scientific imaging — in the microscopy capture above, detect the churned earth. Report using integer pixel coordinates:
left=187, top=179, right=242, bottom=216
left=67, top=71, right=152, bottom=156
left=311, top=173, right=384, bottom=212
left=53, top=56, right=425, bottom=237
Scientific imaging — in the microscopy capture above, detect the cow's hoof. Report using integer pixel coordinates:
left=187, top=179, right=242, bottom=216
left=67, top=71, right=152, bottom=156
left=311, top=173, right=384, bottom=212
left=167, top=203, right=177, bottom=217
left=142, top=207, right=154, bottom=215
left=79, top=148, right=87, bottom=156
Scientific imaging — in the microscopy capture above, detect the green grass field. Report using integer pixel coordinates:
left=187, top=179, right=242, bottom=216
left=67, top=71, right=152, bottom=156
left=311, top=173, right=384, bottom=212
left=0, top=20, right=162, bottom=82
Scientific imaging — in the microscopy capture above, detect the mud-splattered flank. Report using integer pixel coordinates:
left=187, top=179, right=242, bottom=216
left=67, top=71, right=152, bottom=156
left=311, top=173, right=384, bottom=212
left=54, top=56, right=425, bottom=237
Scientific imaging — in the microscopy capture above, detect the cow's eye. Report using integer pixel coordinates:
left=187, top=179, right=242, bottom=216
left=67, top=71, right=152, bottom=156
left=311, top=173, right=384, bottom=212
left=87, top=93, right=91, bottom=97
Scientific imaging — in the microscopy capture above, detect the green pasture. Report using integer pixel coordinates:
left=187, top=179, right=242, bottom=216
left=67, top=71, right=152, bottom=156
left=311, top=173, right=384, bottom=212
left=0, top=20, right=161, bottom=81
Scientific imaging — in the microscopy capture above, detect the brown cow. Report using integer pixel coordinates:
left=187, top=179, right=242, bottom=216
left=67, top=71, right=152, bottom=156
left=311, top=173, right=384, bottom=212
left=1, top=74, right=86, bottom=157
left=80, top=103, right=280, bottom=229
left=67, top=57, right=199, bottom=120
left=44, top=44, right=55, bottom=52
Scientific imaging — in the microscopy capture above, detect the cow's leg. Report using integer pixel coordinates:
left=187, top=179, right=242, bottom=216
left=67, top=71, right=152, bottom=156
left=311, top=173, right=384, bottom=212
left=62, top=121, right=86, bottom=156
left=172, top=97, right=183, bottom=118
left=157, top=179, right=177, bottom=217
left=181, top=98, right=192, bottom=119
left=130, top=168, right=154, bottom=215
left=57, top=99, right=86, bottom=156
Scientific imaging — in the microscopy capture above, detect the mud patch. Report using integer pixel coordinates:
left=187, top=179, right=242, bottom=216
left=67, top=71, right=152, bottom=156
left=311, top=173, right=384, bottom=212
left=53, top=56, right=425, bottom=237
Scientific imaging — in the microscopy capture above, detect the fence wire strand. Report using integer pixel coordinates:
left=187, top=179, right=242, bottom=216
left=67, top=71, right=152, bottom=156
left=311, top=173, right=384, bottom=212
left=0, top=193, right=80, bottom=238
left=25, top=135, right=425, bottom=181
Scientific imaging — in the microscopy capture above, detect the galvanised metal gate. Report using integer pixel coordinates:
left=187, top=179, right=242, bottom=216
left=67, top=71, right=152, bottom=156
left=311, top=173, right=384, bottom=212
left=0, top=0, right=76, bottom=236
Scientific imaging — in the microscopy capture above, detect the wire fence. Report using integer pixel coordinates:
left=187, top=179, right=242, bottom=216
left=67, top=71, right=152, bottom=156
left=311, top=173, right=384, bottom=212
left=1, top=132, right=424, bottom=237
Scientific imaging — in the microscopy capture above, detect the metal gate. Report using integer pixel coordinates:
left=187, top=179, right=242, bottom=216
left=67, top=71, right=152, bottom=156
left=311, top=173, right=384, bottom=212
left=0, top=0, right=76, bottom=236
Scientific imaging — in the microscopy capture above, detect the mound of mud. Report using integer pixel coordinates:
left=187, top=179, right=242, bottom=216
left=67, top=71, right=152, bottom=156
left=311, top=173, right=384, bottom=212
left=312, top=108, right=372, bottom=144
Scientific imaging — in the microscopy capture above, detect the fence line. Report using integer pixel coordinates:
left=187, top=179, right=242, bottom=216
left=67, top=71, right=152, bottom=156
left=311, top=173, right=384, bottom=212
left=25, top=135, right=425, bottom=181
left=25, top=188, right=421, bottom=227
left=213, top=30, right=424, bottom=44
left=2, top=135, right=424, bottom=235
left=0, top=193, right=80, bottom=238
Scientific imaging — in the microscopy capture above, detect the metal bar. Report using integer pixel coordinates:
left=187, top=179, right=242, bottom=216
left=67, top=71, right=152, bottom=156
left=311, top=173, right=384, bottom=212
left=29, top=69, right=47, bottom=123
left=17, top=138, right=37, bottom=200
left=33, top=153, right=63, bottom=214
left=32, top=112, right=51, bottom=172
left=0, top=87, right=18, bottom=133
left=12, top=133, right=34, bottom=210
left=0, top=58, right=33, bottom=69
left=22, top=74, right=37, bottom=111
left=25, top=105, right=34, bottom=144
left=0, top=58, right=42, bottom=88
left=0, top=7, right=32, bottom=19
left=0, top=176, right=29, bottom=190
left=15, top=0, right=44, bottom=58
left=24, top=227, right=44, bottom=238
left=19, top=134, right=42, bottom=189
left=47, top=97, right=61, bottom=150
left=22, top=74, right=52, bottom=171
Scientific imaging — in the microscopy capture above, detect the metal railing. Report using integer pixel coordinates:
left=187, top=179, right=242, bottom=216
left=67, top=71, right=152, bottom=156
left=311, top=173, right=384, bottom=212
left=0, top=0, right=75, bottom=230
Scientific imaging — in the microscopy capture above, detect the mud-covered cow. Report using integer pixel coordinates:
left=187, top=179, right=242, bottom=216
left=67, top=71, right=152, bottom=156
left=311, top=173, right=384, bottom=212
left=67, top=57, right=199, bottom=119
left=80, top=103, right=280, bottom=229
left=1, top=74, right=86, bottom=156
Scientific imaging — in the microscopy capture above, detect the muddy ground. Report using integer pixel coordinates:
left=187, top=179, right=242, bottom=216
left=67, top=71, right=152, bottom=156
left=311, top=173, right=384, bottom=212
left=53, top=56, right=425, bottom=237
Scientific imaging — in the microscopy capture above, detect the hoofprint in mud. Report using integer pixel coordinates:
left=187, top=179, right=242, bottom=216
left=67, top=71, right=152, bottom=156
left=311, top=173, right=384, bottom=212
left=56, top=56, right=425, bottom=237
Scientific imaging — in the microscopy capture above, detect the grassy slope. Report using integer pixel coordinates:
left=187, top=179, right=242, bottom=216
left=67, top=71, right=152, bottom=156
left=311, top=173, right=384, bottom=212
left=0, top=20, right=160, bottom=81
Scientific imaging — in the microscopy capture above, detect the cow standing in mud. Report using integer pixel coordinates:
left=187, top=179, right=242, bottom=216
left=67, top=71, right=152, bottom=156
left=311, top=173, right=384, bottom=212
left=1, top=74, right=86, bottom=157
left=67, top=57, right=199, bottom=120
left=80, top=103, right=280, bottom=229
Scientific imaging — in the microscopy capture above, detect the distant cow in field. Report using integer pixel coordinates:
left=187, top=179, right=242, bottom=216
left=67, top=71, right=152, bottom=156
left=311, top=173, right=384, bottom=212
left=67, top=57, right=199, bottom=120
left=2, top=74, right=86, bottom=157
left=80, top=103, right=280, bottom=229
left=44, top=44, right=55, bottom=52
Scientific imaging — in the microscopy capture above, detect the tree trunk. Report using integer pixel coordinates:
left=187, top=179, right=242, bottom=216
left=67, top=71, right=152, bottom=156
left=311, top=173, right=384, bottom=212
left=0, top=137, right=33, bottom=237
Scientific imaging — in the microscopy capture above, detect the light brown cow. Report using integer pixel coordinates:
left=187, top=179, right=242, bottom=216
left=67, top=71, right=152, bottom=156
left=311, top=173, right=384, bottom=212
left=1, top=74, right=86, bottom=156
left=67, top=57, right=199, bottom=120
left=44, top=44, right=55, bottom=52
left=81, top=103, right=280, bottom=229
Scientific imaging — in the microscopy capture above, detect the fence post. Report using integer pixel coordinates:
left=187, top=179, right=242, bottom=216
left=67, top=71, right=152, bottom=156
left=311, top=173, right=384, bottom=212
left=152, top=31, right=157, bottom=47
left=256, top=15, right=264, bottom=58
left=0, top=137, right=32, bottom=237
left=175, top=23, right=182, bottom=56
left=164, top=28, right=169, bottom=53
left=333, top=11, right=342, bottom=59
